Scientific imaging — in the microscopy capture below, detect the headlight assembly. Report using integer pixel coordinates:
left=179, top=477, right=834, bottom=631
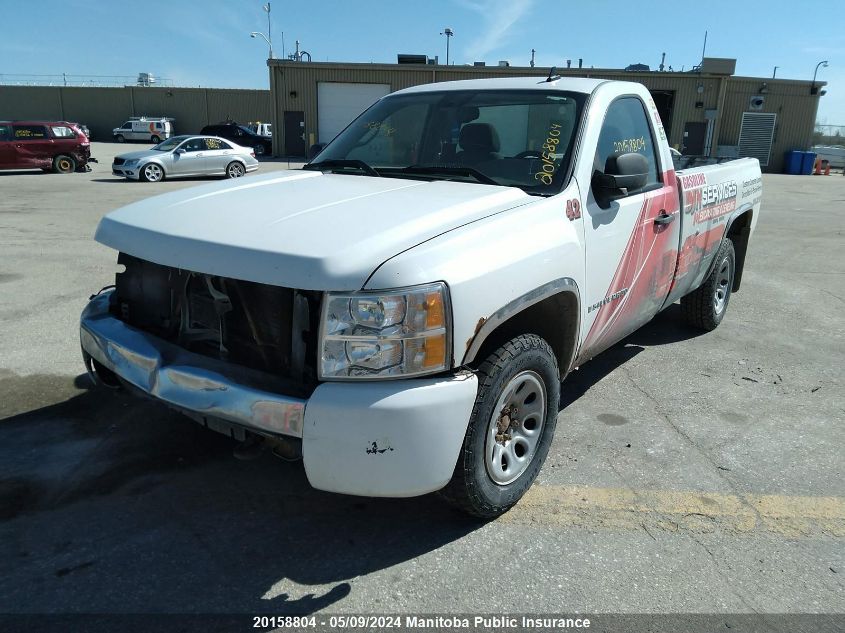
left=319, top=282, right=451, bottom=380
left=123, top=159, right=140, bottom=166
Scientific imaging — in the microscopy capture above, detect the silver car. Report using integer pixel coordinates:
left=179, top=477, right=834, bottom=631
left=112, top=135, right=259, bottom=182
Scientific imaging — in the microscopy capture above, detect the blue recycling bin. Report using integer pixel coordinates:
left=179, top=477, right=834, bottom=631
left=784, top=151, right=803, bottom=174
left=800, top=151, right=817, bottom=175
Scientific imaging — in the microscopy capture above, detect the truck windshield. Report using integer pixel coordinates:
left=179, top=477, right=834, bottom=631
left=308, top=89, right=586, bottom=195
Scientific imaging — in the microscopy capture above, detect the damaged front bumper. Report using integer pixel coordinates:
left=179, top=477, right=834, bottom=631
left=80, top=291, right=478, bottom=497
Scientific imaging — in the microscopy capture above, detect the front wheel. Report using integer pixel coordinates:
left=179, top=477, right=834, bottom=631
left=439, top=334, right=560, bottom=519
left=681, top=238, right=735, bottom=330
left=115, top=134, right=125, bottom=143
left=225, top=161, right=245, bottom=178
left=139, top=162, right=165, bottom=182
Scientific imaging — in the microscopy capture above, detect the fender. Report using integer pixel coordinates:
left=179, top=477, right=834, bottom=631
left=461, top=277, right=581, bottom=366
left=700, top=202, right=754, bottom=289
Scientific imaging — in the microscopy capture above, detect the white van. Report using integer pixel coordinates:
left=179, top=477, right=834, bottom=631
left=112, top=117, right=175, bottom=144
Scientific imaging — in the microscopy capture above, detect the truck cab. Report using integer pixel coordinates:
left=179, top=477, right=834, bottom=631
left=80, top=77, right=761, bottom=517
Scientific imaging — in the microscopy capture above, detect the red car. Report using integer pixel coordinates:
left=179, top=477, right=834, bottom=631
left=0, top=120, right=92, bottom=173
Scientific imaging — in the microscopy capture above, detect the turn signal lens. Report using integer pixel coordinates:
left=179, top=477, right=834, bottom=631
left=425, top=292, right=445, bottom=329
left=421, top=333, right=446, bottom=369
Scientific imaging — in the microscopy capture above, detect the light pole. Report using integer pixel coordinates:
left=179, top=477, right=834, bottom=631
left=440, top=28, right=453, bottom=65
left=250, top=31, right=272, bottom=59
left=772, top=66, right=778, bottom=79
left=263, top=3, right=272, bottom=58
left=812, top=60, right=828, bottom=94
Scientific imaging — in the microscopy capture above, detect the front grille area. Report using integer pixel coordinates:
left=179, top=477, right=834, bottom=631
left=110, top=253, right=321, bottom=393
left=113, top=157, right=125, bottom=165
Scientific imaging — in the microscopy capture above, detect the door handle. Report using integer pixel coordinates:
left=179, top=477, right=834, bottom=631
left=654, top=210, right=675, bottom=225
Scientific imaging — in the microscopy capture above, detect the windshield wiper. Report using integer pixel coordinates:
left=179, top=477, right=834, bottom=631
left=394, top=165, right=500, bottom=186
left=303, top=159, right=380, bottom=177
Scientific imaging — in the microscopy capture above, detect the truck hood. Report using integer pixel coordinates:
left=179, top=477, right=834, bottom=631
left=95, top=170, right=530, bottom=290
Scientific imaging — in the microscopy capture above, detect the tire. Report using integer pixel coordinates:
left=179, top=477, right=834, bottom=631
left=115, top=134, right=125, bottom=143
left=151, top=135, right=161, bottom=144
left=139, top=162, right=165, bottom=182
left=681, top=238, right=735, bottom=331
left=225, top=161, right=246, bottom=178
left=52, top=155, right=76, bottom=174
left=254, top=144, right=266, bottom=156
left=439, top=334, right=560, bottom=519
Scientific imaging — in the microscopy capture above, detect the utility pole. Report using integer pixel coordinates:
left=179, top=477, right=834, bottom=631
left=530, top=48, right=535, bottom=68
left=772, top=66, right=779, bottom=78
left=440, top=28, right=453, bottom=65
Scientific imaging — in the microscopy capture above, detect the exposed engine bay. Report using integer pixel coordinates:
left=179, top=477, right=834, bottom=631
left=110, top=253, right=321, bottom=394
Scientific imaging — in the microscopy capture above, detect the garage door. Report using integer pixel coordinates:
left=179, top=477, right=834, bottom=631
left=317, top=83, right=390, bottom=143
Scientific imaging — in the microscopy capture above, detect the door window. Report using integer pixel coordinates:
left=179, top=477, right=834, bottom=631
left=51, top=126, right=76, bottom=138
left=181, top=138, right=205, bottom=152
left=13, top=125, right=49, bottom=140
left=594, top=97, right=661, bottom=194
left=121, top=122, right=132, bottom=129
left=204, top=138, right=230, bottom=150
left=0, top=123, right=11, bottom=141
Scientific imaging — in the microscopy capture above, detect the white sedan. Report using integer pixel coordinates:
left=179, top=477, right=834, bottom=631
left=112, top=135, right=260, bottom=182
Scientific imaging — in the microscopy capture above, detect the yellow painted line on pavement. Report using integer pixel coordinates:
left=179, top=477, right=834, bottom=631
left=504, top=485, right=845, bottom=537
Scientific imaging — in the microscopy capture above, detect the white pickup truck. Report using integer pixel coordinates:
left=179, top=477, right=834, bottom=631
left=80, top=77, right=762, bottom=517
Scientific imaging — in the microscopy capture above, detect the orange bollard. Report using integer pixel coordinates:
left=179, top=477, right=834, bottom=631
left=814, top=158, right=822, bottom=175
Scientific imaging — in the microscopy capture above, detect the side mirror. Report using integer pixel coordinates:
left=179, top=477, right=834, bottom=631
left=308, top=143, right=326, bottom=160
left=174, top=148, right=186, bottom=154
left=592, top=152, right=649, bottom=207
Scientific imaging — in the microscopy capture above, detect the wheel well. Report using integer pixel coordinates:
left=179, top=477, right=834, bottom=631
left=727, top=210, right=753, bottom=292
left=465, top=291, right=579, bottom=379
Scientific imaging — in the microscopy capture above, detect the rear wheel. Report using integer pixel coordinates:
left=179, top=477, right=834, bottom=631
left=681, top=238, right=735, bottom=330
left=140, top=162, right=165, bottom=182
left=115, top=134, right=125, bottom=143
left=52, top=155, right=76, bottom=174
left=254, top=144, right=266, bottom=156
left=151, top=135, right=161, bottom=144
left=439, top=334, right=560, bottom=519
left=225, top=161, right=246, bottom=178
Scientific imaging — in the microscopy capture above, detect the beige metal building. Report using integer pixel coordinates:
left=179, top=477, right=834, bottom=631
left=0, top=85, right=272, bottom=141
left=268, top=58, right=825, bottom=172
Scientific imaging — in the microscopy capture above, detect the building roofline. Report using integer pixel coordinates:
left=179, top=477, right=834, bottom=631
left=267, top=59, right=825, bottom=87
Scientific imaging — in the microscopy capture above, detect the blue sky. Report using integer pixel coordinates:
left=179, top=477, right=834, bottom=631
left=2, top=0, right=842, bottom=122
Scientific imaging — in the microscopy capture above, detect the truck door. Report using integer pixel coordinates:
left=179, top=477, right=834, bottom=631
left=578, top=96, right=680, bottom=359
